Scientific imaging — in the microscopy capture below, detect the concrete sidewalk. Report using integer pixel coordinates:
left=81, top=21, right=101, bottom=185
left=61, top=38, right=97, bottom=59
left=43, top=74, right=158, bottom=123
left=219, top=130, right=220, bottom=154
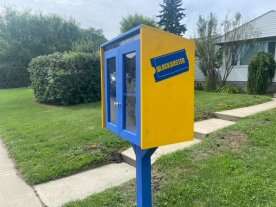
left=35, top=163, right=135, bottom=207
left=0, top=139, right=42, bottom=207
left=194, top=118, right=235, bottom=138
left=215, top=98, right=276, bottom=121
left=121, top=139, right=201, bottom=166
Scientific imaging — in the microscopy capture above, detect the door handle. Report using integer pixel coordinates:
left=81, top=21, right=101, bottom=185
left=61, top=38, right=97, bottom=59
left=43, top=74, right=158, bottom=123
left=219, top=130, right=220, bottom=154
left=114, top=101, right=121, bottom=108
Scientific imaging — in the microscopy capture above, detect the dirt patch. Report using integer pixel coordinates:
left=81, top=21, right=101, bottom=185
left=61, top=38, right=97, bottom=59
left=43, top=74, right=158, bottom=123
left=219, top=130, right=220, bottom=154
left=192, top=131, right=248, bottom=161
left=84, top=143, right=123, bottom=163
left=220, top=131, right=248, bottom=152
left=253, top=118, right=272, bottom=127
left=196, top=111, right=216, bottom=121
left=109, top=151, right=123, bottom=163
left=152, top=171, right=163, bottom=192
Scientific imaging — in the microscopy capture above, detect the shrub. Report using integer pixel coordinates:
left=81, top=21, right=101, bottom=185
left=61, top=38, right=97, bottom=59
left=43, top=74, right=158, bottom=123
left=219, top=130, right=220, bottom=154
left=217, top=85, right=244, bottom=94
left=248, top=52, right=276, bottom=94
left=28, top=52, right=100, bottom=105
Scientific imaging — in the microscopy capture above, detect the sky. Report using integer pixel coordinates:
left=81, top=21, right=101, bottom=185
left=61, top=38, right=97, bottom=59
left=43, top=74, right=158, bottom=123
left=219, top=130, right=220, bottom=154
left=1, top=0, right=276, bottom=39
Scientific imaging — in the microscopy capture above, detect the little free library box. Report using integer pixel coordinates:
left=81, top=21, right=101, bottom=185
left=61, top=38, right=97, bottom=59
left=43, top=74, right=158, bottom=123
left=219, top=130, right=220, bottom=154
left=100, top=25, right=195, bottom=150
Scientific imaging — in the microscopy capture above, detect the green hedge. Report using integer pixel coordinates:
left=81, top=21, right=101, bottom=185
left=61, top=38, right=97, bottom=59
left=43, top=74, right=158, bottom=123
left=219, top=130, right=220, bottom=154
left=248, top=52, right=276, bottom=94
left=28, top=52, right=100, bottom=105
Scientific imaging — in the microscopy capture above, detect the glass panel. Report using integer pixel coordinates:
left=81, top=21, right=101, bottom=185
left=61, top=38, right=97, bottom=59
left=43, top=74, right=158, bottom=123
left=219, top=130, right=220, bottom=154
left=107, top=57, right=117, bottom=124
left=231, top=49, right=238, bottom=66
left=268, top=42, right=275, bottom=58
left=240, top=42, right=266, bottom=65
left=123, top=52, right=136, bottom=132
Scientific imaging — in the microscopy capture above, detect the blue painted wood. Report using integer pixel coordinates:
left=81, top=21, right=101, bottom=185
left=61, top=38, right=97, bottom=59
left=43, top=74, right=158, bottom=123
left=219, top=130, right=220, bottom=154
left=104, top=48, right=120, bottom=134
left=104, top=40, right=141, bottom=146
left=132, top=145, right=157, bottom=207
left=119, top=40, right=140, bottom=145
left=101, top=25, right=141, bottom=48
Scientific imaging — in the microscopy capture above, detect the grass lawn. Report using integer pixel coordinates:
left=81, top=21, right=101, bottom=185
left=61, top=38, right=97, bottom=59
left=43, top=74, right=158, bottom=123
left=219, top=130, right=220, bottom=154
left=65, top=109, right=276, bottom=207
left=0, top=88, right=271, bottom=185
left=195, top=90, right=271, bottom=120
left=0, top=88, right=129, bottom=184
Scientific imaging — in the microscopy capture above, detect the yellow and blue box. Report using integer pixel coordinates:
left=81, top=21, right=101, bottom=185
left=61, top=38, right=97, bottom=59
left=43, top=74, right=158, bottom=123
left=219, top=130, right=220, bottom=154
left=100, top=25, right=195, bottom=149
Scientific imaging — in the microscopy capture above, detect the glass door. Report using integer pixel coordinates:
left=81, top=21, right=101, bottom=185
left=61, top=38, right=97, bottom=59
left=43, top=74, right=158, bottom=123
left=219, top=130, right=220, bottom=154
left=119, top=40, right=140, bottom=143
left=123, top=52, right=136, bottom=132
left=105, top=48, right=120, bottom=133
left=104, top=40, right=140, bottom=144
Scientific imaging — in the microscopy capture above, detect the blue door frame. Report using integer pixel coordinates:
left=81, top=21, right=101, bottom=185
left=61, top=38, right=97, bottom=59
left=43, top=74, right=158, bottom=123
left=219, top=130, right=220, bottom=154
left=104, top=40, right=140, bottom=146
left=104, top=48, right=120, bottom=134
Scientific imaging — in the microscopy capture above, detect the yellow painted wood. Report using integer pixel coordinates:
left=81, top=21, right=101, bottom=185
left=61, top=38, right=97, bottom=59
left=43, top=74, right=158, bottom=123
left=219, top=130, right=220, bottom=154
left=140, top=25, right=195, bottom=149
left=100, top=48, right=106, bottom=128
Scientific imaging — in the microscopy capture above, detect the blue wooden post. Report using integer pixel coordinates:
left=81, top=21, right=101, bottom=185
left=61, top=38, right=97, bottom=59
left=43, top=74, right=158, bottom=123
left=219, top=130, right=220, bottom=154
left=132, top=144, right=157, bottom=207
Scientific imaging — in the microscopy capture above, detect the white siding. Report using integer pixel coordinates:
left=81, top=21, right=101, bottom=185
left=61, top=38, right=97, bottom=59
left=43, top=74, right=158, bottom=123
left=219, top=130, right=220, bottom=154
left=221, top=65, right=248, bottom=82
left=252, top=11, right=276, bottom=39
left=219, top=10, right=276, bottom=43
left=195, top=65, right=276, bottom=83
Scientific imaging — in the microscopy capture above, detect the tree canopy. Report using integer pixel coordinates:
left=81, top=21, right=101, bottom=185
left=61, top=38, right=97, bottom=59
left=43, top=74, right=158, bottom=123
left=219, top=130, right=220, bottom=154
left=157, top=0, right=187, bottom=35
left=120, top=14, right=156, bottom=33
left=0, top=8, right=106, bottom=88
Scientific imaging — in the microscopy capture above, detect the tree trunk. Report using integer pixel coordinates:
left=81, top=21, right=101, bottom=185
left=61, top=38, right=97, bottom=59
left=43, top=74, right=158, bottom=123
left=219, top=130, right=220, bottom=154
left=206, top=70, right=218, bottom=91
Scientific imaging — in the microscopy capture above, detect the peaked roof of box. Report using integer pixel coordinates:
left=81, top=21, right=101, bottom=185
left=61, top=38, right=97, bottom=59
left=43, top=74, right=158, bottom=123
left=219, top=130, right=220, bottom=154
left=101, top=25, right=141, bottom=49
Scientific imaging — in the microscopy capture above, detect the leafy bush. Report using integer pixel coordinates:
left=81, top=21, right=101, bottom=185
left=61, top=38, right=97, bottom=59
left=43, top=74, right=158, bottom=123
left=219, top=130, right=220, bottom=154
left=248, top=52, right=276, bottom=94
left=217, top=85, right=244, bottom=94
left=28, top=52, right=100, bottom=105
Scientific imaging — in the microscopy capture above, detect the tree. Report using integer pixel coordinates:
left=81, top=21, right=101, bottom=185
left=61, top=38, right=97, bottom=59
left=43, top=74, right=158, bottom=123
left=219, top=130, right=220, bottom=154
left=247, top=52, right=276, bottom=94
left=72, top=28, right=106, bottom=55
left=219, top=13, right=258, bottom=86
left=196, top=13, right=220, bottom=91
left=0, top=8, right=106, bottom=88
left=157, top=0, right=187, bottom=35
left=120, top=14, right=156, bottom=33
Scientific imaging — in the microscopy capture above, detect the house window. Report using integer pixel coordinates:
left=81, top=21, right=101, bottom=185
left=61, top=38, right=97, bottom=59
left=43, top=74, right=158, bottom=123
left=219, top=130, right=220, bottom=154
left=240, top=42, right=266, bottom=65
left=268, top=42, right=275, bottom=58
left=231, top=48, right=239, bottom=66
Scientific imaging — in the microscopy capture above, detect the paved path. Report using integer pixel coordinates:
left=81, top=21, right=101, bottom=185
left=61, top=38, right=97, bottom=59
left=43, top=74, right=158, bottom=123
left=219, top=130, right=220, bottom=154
left=121, top=139, right=201, bottom=166
left=35, top=163, right=135, bottom=207
left=0, top=139, right=42, bottom=207
left=215, top=98, right=276, bottom=121
left=194, top=118, right=235, bottom=138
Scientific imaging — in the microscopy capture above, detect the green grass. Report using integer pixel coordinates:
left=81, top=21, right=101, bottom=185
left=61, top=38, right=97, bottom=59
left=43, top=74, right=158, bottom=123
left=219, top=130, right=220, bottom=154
left=65, top=109, right=276, bottom=207
left=0, top=88, right=129, bottom=184
left=0, top=88, right=271, bottom=185
left=195, top=91, right=271, bottom=120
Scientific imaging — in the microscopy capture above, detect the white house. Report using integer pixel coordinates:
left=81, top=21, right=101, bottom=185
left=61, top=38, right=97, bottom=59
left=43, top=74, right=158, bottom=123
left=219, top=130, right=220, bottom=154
left=196, top=10, right=276, bottom=90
